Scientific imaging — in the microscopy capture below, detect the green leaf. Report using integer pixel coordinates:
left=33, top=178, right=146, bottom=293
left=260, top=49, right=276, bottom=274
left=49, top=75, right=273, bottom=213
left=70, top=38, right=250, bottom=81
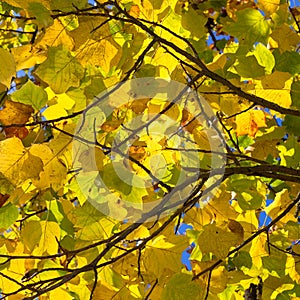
left=225, top=8, right=270, bottom=47
left=50, top=0, right=87, bottom=12
left=162, top=273, right=202, bottom=300
left=0, top=203, right=18, bottom=231
left=274, top=49, right=300, bottom=75
left=232, top=251, right=253, bottom=270
left=0, top=172, right=14, bottom=194
left=254, top=43, right=275, bottom=74
left=135, top=64, right=157, bottom=78
left=181, top=8, right=207, bottom=38
left=290, top=80, right=300, bottom=109
left=46, top=200, right=74, bottom=237
left=277, top=135, right=300, bottom=168
left=28, top=2, right=53, bottom=27
left=101, top=162, right=133, bottom=196
left=262, top=255, right=286, bottom=277
left=197, top=0, right=227, bottom=10
left=228, top=175, right=265, bottom=210
left=35, top=45, right=84, bottom=94
left=283, top=115, right=300, bottom=136
left=233, top=55, right=266, bottom=78
left=285, top=221, right=300, bottom=240
left=11, top=80, right=48, bottom=110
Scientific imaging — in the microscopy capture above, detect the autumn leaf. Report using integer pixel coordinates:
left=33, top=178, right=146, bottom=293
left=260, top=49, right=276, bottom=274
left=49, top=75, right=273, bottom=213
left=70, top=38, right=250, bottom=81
left=0, top=1, right=299, bottom=299
left=235, top=109, right=267, bottom=137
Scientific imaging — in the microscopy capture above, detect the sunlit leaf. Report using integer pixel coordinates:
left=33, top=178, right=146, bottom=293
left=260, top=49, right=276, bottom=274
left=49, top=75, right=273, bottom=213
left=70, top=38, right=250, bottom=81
left=0, top=48, right=16, bottom=88
left=225, top=8, right=270, bottom=47
left=11, top=80, right=48, bottom=110
left=0, top=203, right=18, bottom=231
left=35, top=45, right=84, bottom=93
left=162, top=273, right=202, bottom=300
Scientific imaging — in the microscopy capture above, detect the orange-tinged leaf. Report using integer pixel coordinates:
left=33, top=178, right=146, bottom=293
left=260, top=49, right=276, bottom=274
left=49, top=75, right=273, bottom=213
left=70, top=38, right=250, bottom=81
left=128, top=141, right=147, bottom=162
left=0, top=100, right=33, bottom=125
left=4, top=126, right=29, bottom=139
left=130, top=98, right=150, bottom=114
left=0, top=194, right=9, bottom=208
left=129, top=5, right=140, bottom=18
left=257, top=0, right=280, bottom=16
left=0, top=100, right=33, bottom=139
left=228, top=219, right=244, bottom=243
left=235, top=110, right=267, bottom=137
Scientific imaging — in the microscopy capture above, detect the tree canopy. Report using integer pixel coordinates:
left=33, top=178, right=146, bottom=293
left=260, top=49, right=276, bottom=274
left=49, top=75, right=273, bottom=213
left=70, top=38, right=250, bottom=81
left=0, top=0, right=300, bottom=299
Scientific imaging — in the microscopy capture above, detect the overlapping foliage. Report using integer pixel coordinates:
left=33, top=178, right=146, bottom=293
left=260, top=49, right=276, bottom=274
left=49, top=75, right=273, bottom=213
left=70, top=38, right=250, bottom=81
left=0, top=0, right=300, bottom=299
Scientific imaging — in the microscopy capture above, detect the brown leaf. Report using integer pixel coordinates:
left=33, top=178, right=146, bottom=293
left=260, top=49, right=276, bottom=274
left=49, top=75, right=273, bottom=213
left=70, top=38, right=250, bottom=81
left=0, top=100, right=33, bottom=139
left=0, top=194, right=9, bottom=208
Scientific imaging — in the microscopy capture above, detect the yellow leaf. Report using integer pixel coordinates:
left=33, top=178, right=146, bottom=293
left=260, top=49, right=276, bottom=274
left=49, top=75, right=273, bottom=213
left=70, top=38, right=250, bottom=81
left=29, top=144, right=67, bottom=189
left=265, top=189, right=291, bottom=220
left=11, top=44, right=46, bottom=71
left=0, top=48, right=16, bottom=88
left=235, top=110, right=267, bottom=137
left=257, top=0, right=280, bottom=17
left=205, top=182, right=239, bottom=221
left=219, top=93, right=249, bottom=117
left=0, top=137, right=44, bottom=185
left=150, top=48, right=180, bottom=78
left=36, top=19, right=74, bottom=50
left=33, top=221, right=60, bottom=255
left=193, top=128, right=211, bottom=150
left=250, top=77, right=292, bottom=108
left=261, top=71, right=291, bottom=89
left=69, top=16, right=107, bottom=50
left=56, top=93, right=75, bottom=110
left=210, top=266, right=228, bottom=294
left=42, top=104, right=68, bottom=120
left=249, top=234, right=268, bottom=272
left=197, top=222, right=241, bottom=259
left=92, top=283, right=119, bottom=300
left=20, top=153, right=43, bottom=180
left=0, top=270, right=23, bottom=294
left=251, top=139, right=280, bottom=160
left=49, top=287, right=74, bottom=300
left=78, top=147, right=106, bottom=172
left=184, top=206, right=214, bottom=230
left=144, top=235, right=188, bottom=277
left=75, top=38, right=122, bottom=74
left=207, top=54, right=227, bottom=72
left=2, top=100, right=30, bottom=126
left=271, top=24, right=300, bottom=52
left=22, top=220, right=60, bottom=255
